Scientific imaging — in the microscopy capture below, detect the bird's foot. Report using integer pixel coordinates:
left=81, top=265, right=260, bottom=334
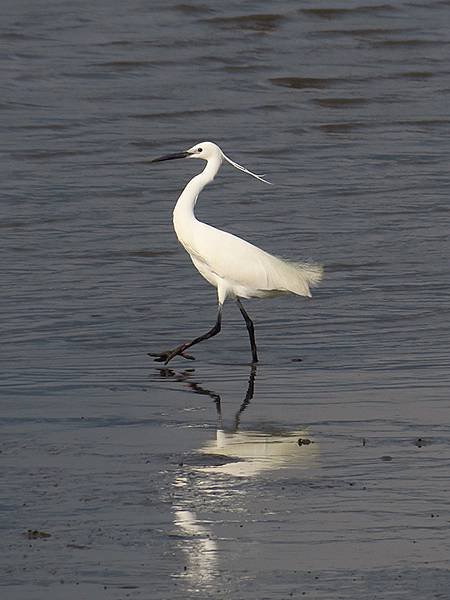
left=148, top=346, right=195, bottom=364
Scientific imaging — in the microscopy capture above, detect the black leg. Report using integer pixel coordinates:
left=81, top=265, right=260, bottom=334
left=149, top=305, right=222, bottom=364
left=236, top=298, right=258, bottom=363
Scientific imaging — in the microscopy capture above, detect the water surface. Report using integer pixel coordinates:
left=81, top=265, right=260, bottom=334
left=2, top=1, right=450, bottom=598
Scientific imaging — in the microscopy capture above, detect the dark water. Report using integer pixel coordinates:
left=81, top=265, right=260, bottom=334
left=2, top=1, right=450, bottom=598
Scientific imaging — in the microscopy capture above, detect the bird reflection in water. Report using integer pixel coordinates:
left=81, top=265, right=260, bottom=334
left=156, top=366, right=318, bottom=591
left=157, top=365, right=317, bottom=477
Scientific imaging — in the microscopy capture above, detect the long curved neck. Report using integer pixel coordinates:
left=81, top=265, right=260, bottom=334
left=173, top=156, right=222, bottom=222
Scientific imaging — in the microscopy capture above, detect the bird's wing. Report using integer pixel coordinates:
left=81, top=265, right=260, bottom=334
left=188, top=222, right=270, bottom=287
left=188, top=221, right=322, bottom=297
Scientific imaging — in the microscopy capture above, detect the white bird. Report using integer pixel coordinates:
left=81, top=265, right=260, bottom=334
left=149, top=141, right=323, bottom=364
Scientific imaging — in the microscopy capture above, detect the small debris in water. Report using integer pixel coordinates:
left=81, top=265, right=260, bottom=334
left=298, top=438, right=313, bottom=446
left=25, top=530, right=51, bottom=539
left=415, top=438, right=431, bottom=447
left=381, top=455, right=393, bottom=461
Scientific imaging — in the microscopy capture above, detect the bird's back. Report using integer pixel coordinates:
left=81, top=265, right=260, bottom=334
left=184, top=220, right=323, bottom=301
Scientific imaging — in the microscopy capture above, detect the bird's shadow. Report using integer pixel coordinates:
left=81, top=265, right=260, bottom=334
left=155, top=364, right=257, bottom=431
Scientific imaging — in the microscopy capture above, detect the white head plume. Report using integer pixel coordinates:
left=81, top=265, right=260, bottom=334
left=222, top=152, right=272, bottom=185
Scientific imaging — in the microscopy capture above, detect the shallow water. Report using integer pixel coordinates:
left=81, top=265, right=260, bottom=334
left=2, top=1, right=450, bottom=598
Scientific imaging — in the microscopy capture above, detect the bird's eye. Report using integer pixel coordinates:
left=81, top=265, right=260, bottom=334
left=197, top=147, right=203, bottom=153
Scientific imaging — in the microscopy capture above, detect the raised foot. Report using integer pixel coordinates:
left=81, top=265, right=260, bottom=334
left=148, top=348, right=195, bottom=364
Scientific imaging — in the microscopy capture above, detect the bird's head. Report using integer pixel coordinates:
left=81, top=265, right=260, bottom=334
left=151, top=141, right=271, bottom=184
left=186, top=141, right=221, bottom=161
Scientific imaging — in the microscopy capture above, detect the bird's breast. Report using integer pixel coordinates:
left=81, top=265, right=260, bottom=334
left=172, top=212, right=198, bottom=257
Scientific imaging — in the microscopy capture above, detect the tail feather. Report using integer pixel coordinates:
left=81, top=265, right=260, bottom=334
left=264, top=255, right=323, bottom=298
left=290, top=260, right=323, bottom=297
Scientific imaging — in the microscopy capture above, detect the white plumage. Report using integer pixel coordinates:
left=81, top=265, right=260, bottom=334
left=150, top=141, right=323, bottom=364
left=177, top=214, right=322, bottom=300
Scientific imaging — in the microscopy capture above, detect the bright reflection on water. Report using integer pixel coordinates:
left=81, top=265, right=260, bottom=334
left=173, top=505, right=219, bottom=587
left=167, top=366, right=319, bottom=590
left=197, top=427, right=317, bottom=478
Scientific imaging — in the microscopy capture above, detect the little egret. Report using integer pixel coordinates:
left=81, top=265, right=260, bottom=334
left=149, top=141, right=322, bottom=364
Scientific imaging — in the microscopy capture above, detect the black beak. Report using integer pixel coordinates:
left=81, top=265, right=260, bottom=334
left=150, top=151, right=191, bottom=163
